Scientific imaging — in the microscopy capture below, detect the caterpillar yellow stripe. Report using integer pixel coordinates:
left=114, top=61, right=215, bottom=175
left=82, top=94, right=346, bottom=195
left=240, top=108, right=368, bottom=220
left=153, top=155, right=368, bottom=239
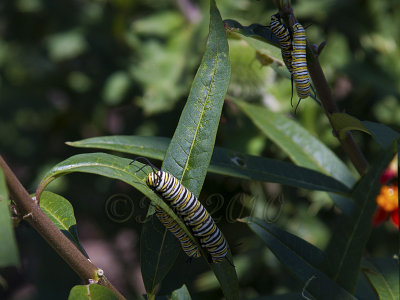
left=291, top=22, right=311, bottom=99
left=147, top=171, right=228, bottom=263
left=270, top=14, right=293, bottom=73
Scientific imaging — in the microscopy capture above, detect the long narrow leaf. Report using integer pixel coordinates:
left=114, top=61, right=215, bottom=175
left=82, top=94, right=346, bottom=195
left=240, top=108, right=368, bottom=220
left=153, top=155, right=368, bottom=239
left=243, top=217, right=356, bottom=300
left=232, top=99, right=356, bottom=187
left=322, top=142, right=396, bottom=292
left=67, top=135, right=350, bottom=195
left=362, top=257, right=399, bottom=300
left=35, top=153, right=198, bottom=252
left=140, top=1, right=238, bottom=299
left=223, top=19, right=280, bottom=47
left=0, top=168, right=19, bottom=267
left=363, top=121, right=400, bottom=148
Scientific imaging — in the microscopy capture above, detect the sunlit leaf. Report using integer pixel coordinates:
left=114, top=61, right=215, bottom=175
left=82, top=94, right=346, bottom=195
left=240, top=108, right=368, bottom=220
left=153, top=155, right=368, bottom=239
left=102, top=71, right=131, bottom=105
left=68, top=284, right=118, bottom=300
left=331, top=113, right=371, bottom=140
left=232, top=99, right=356, bottom=187
left=0, top=169, right=19, bottom=268
left=142, top=1, right=237, bottom=299
left=171, top=284, right=192, bottom=300
left=35, top=153, right=197, bottom=255
left=39, top=191, right=88, bottom=258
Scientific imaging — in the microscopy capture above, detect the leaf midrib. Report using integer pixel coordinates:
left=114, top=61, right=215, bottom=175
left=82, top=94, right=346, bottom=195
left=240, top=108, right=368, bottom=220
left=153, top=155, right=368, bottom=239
left=181, top=40, right=220, bottom=187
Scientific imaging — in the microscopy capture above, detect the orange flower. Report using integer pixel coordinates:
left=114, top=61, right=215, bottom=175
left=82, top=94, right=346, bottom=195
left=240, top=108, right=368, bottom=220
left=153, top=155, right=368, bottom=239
left=373, top=185, right=398, bottom=227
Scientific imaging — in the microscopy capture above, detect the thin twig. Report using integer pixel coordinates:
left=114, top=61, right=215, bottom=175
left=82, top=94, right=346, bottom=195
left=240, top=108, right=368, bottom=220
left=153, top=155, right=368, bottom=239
left=0, top=155, right=126, bottom=300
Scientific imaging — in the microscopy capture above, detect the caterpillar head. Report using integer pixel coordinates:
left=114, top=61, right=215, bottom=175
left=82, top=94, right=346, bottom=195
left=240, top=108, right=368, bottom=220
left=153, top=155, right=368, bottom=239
left=146, top=171, right=162, bottom=189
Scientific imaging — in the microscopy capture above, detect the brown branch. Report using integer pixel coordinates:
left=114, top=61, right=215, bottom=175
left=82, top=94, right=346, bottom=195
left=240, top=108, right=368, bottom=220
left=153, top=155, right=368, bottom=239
left=305, top=57, right=369, bottom=175
left=0, top=155, right=126, bottom=300
left=273, top=1, right=369, bottom=175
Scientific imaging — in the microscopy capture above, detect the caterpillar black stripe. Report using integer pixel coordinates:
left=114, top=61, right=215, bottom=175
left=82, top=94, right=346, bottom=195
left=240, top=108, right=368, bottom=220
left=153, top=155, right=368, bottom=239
left=270, top=14, right=292, bottom=74
left=147, top=171, right=228, bottom=263
left=155, top=206, right=201, bottom=259
left=291, top=22, right=311, bottom=100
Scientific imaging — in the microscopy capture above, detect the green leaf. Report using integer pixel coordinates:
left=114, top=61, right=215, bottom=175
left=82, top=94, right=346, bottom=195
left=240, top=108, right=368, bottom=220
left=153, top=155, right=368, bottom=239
left=162, top=2, right=230, bottom=197
left=102, top=71, right=131, bottom=105
left=66, top=135, right=168, bottom=161
left=132, top=11, right=185, bottom=37
left=331, top=113, right=371, bottom=140
left=330, top=114, right=400, bottom=148
left=171, top=284, right=192, bottom=300
left=322, top=142, right=396, bottom=293
left=131, top=16, right=196, bottom=115
left=232, top=99, right=356, bottom=214
left=141, top=1, right=238, bottom=299
left=140, top=214, right=182, bottom=296
left=68, top=284, right=119, bottom=300
left=35, top=153, right=197, bottom=253
left=67, top=135, right=350, bottom=195
left=0, top=169, right=19, bottom=268
left=243, top=217, right=357, bottom=300
left=46, top=30, right=87, bottom=62
left=354, top=272, right=379, bottom=300
left=363, top=121, right=400, bottom=148
left=223, top=19, right=290, bottom=79
left=362, top=257, right=399, bottom=300
left=243, top=218, right=326, bottom=267
left=39, top=191, right=88, bottom=258
left=232, top=99, right=356, bottom=187
left=223, top=19, right=279, bottom=47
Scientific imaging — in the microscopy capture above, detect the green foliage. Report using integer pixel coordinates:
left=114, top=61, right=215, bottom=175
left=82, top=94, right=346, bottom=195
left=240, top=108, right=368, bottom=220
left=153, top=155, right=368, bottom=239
left=322, top=143, right=396, bottom=293
left=68, top=135, right=351, bottom=194
left=171, top=284, right=192, bottom=300
left=39, top=191, right=88, bottom=258
left=68, top=284, right=119, bottom=300
left=362, top=257, right=400, bottom=300
left=232, top=99, right=356, bottom=187
left=243, top=217, right=356, bottom=300
left=142, top=1, right=237, bottom=298
left=1, top=0, right=399, bottom=299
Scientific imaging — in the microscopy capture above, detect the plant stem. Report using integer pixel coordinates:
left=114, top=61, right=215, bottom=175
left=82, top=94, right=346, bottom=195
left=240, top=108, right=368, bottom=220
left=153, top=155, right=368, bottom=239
left=306, top=58, right=369, bottom=175
left=0, top=155, right=126, bottom=300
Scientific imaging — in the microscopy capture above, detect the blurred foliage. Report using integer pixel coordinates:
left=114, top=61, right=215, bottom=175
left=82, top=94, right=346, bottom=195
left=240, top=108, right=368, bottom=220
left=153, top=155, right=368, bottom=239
left=0, top=0, right=399, bottom=299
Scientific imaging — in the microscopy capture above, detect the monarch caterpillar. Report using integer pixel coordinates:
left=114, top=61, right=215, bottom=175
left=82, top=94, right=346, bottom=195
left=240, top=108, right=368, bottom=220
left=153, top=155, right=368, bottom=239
left=155, top=206, right=201, bottom=259
left=147, top=171, right=228, bottom=263
left=270, top=14, right=292, bottom=73
left=291, top=22, right=311, bottom=102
